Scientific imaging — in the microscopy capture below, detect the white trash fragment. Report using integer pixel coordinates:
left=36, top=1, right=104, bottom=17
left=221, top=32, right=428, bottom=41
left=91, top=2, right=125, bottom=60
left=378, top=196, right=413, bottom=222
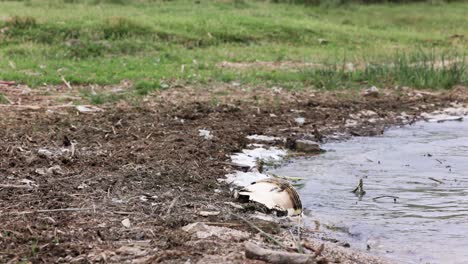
left=294, top=117, right=305, bottom=126
left=76, top=105, right=103, bottom=113
left=182, top=222, right=249, bottom=241
left=422, top=113, right=463, bottom=123
left=37, top=148, right=54, bottom=158
left=20, top=179, right=38, bottom=187
left=77, top=183, right=89, bottom=190
left=197, top=211, right=220, bottom=217
left=198, top=129, right=213, bottom=140
left=359, top=110, right=378, bottom=117
left=364, top=86, right=379, bottom=97
left=121, top=218, right=131, bottom=228
left=246, top=135, right=281, bottom=142
left=224, top=202, right=244, bottom=209
left=345, top=119, right=358, bottom=127
left=230, top=147, right=286, bottom=168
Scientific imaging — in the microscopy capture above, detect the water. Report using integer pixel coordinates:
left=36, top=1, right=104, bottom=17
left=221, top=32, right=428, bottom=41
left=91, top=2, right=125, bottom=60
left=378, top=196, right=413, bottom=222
left=271, top=121, right=468, bottom=264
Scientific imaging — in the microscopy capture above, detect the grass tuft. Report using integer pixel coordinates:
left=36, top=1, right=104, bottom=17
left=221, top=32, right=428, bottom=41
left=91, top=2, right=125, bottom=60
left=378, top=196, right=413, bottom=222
left=101, top=17, right=151, bottom=39
left=5, top=15, right=37, bottom=29
left=0, top=93, right=11, bottom=104
left=134, top=80, right=164, bottom=95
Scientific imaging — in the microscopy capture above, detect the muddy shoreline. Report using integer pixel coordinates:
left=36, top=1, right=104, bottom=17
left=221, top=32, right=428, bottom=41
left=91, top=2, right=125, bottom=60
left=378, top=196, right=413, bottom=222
left=1, top=83, right=467, bottom=263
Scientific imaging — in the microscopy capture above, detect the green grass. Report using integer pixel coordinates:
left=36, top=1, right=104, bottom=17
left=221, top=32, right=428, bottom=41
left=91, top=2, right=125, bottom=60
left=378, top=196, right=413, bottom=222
left=0, top=93, right=11, bottom=104
left=0, top=0, right=466, bottom=94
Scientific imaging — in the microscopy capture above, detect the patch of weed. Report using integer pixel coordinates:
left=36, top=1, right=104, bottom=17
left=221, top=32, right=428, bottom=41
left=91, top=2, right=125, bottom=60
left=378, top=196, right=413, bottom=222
left=0, top=93, right=11, bottom=104
left=134, top=80, right=163, bottom=95
left=101, top=17, right=151, bottom=39
left=5, top=15, right=36, bottom=29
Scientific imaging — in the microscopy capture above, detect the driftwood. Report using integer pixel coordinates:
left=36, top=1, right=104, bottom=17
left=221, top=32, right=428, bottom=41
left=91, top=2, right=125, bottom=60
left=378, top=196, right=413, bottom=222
left=245, top=242, right=317, bottom=264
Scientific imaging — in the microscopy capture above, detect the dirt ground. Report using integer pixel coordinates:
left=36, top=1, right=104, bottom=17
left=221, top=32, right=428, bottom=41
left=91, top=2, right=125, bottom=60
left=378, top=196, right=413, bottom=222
left=1, top=82, right=467, bottom=263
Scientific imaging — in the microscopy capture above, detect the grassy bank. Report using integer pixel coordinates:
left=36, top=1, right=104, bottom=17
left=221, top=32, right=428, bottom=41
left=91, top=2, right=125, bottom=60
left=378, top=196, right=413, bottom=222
left=0, top=0, right=466, bottom=94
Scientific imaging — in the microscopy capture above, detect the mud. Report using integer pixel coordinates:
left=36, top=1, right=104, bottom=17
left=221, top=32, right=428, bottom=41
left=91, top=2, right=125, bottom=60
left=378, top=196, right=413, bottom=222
left=0, top=82, right=467, bottom=263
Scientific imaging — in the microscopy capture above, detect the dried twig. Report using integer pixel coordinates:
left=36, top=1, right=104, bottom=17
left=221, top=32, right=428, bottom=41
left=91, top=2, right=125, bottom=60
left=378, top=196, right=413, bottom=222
left=61, top=76, right=72, bottom=89
left=166, top=195, right=180, bottom=215
left=372, top=195, right=399, bottom=202
left=13, top=208, right=94, bottom=215
left=0, top=94, right=13, bottom=104
left=428, top=177, right=444, bottom=184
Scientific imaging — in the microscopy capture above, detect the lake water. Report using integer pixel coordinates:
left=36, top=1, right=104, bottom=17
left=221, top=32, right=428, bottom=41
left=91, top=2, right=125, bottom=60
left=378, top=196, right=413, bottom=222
left=271, top=121, right=468, bottom=264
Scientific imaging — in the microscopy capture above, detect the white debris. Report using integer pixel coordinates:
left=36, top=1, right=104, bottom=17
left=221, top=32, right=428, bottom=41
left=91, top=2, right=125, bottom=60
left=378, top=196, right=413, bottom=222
left=37, top=148, right=71, bottom=159
left=441, top=107, right=468, bottom=116
left=364, top=86, right=379, bottom=97
left=230, top=147, right=287, bottom=168
left=197, top=211, right=220, bottom=217
left=112, top=198, right=125, bottom=204
left=37, top=148, right=54, bottom=158
left=76, top=105, right=103, bottom=113
left=35, top=165, right=63, bottom=176
left=121, top=218, right=131, bottom=228
left=421, top=106, right=468, bottom=123
left=20, top=179, right=37, bottom=187
left=345, top=119, right=358, bottom=127
left=359, top=110, right=378, bottom=117
left=294, top=117, right=305, bottom=126
left=182, top=222, right=249, bottom=241
left=222, top=171, right=270, bottom=187
left=246, top=134, right=281, bottom=142
left=77, top=183, right=89, bottom=190
left=247, top=143, right=265, bottom=148
left=198, top=129, right=213, bottom=140
left=422, top=113, right=463, bottom=123
left=224, top=201, right=244, bottom=209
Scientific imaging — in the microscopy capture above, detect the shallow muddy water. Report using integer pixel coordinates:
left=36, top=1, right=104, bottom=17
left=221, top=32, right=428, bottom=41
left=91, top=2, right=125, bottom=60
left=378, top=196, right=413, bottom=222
left=272, top=121, right=468, bottom=264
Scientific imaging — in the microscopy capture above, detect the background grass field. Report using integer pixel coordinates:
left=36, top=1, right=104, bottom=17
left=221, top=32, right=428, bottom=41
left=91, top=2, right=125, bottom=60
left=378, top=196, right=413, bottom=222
left=0, top=0, right=466, bottom=97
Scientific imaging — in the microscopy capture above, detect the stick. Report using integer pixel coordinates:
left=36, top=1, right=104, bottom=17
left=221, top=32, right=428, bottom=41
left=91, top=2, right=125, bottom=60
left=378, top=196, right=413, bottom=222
left=13, top=208, right=94, bottom=215
left=166, top=196, right=179, bottom=215
left=230, top=213, right=287, bottom=250
left=245, top=242, right=317, bottom=264
left=61, top=76, right=72, bottom=89
left=372, top=195, right=399, bottom=201
left=0, top=94, right=12, bottom=104
left=428, top=177, right=444, bottom=184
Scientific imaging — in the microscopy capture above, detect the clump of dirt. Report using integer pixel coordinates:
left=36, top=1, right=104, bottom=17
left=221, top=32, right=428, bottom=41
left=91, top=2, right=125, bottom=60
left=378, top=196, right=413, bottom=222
left=0, top=83, right=466, bottom=263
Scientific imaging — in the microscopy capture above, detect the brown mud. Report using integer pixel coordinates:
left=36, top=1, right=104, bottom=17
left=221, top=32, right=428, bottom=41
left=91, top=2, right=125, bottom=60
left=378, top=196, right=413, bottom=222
left=0, top=83, right=467, bottom=263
